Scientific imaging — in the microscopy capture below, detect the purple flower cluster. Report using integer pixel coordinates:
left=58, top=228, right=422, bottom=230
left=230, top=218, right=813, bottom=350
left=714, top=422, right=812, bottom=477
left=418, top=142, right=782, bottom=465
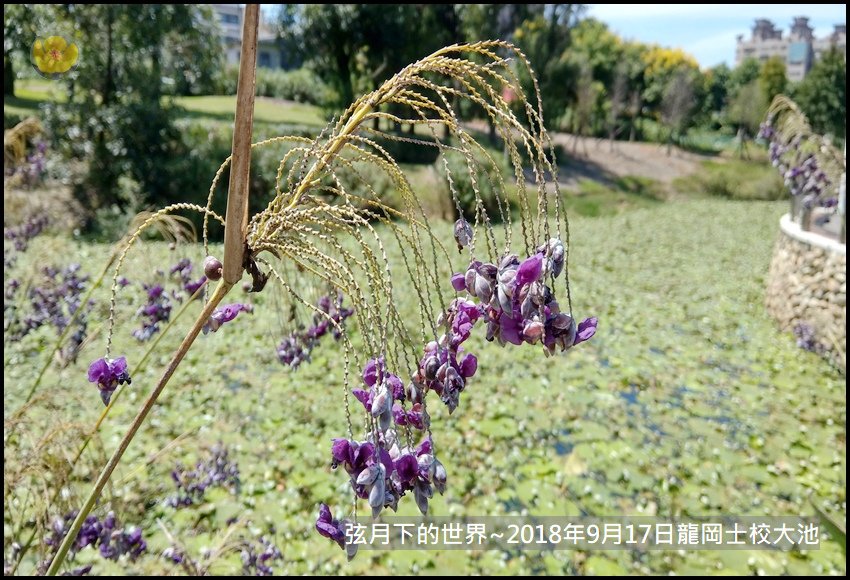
left=793, top=322, right=827, bottom=356
left=326, top=435, right=446, bottom=523
left=133, top=284, right=172, bottom=341
left=167, top=444, right=241, bottom=508
left=276, top=293, right=354, bottom=370
left=6, top=264, right=92, bottom=364
left=240, top=536, right=283, bottom=576
left=8, top=140, right=49, bottom=188
left=39, top=510, right=146, bottom=574
left=413, top=300, right=480, bottom=413
left=170, top=258, right=206, bottom=298
left=759, top=121, right=837, bottom=212
left=319, top=355, right=450, bottom=549
left=87, top=356, right=132, bottom=406
left=4, top=214, right=49, bottom=253
left=202, top=303, right=253, bottom=334
left=451, top=240, right=597, bottom=356
left=276, top=332, right=312, bottom=369
left=317, top=231, right=597, bottom=557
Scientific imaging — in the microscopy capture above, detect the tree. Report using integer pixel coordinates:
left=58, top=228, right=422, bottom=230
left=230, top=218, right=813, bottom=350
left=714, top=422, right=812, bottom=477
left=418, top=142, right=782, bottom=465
left=794, top=48, right=846, bottom=139
left=607, top=62, right=628, bottom=149
left=759, top=56, right=787, bottom=106
left=726, top=80, right=764, bottom=158
left=45, top=5, right=222, bottom=214
left=511, top=5, right=586, bottom=127
left=280, top=5, right=463, bottom=114
left=660, top=68, right=696, bottom=154
left=699, top=63, right=731, bottom=127
left=729, top=57, right=761, bottom=96
left=641, top=45, right=700, bottom=112
left=3, top=4, right=53, bottom=96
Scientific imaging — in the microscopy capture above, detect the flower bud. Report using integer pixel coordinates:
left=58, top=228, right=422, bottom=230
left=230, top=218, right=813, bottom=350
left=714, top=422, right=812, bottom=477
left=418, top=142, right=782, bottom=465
left=523, top=320, right=545, bottom=343
left=203, top=256, right=223, bottom=281
left=453, top=219, right=473, bottom=250
left=432, top=458, right=447, bottom=494
left=423, top=355, right=439, bottom=381
left=356, top=464, right=380, bottom=486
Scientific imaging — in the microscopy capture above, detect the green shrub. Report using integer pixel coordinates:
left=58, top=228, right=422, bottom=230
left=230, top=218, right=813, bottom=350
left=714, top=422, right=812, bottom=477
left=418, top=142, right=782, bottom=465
left=436, top=150, right=511, bottom=222
left=216, top=66, right=332, bottom=107
left=369, top=131, right=441, bottom=165
left=676, top=159, right=785, bottom=201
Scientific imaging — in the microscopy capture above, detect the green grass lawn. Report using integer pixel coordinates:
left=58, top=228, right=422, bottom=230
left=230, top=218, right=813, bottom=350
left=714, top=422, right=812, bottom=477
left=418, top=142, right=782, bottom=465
left=172, top=95, right=326, bottom=127
left=4, top=198, right=845, bottom=575
left=4, top=79, right=327, bottom=127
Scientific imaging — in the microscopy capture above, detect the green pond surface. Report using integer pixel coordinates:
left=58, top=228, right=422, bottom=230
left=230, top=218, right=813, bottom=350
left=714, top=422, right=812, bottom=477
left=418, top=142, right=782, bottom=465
left=4, top=199, right=845, bottom=575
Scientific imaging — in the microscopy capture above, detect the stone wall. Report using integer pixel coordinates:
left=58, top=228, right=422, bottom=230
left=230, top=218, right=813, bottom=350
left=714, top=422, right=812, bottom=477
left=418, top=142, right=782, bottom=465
left=765, top=214, right=846, bottom=366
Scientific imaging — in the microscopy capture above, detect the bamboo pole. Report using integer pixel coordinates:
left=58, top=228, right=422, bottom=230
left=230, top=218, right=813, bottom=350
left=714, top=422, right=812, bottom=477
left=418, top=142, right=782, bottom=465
left=223, top=5, right=259, bottom=283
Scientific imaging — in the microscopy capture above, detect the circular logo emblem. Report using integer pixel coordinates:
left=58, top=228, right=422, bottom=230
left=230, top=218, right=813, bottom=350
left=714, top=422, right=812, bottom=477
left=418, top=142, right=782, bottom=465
left=32, top=36, right=79, bottom=78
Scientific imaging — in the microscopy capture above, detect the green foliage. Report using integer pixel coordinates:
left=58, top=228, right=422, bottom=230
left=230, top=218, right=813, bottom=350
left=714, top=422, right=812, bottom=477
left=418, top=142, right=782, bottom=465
left=759, top=56, right=787, bottom=105
left=675, top=158, right=785, bottom=200
left=512, top=6, right=586, bottom=124
left=2, top=4, right=53, bottom=96
left=277, top=5, right=463, bottom=113
left=727, top=80, right=766, bottom=136
left=436, top=150, right=510, bottom=222
left=794, top=48, right=846, bottom=139
left=37, top=4, right=223, bottom=224
left=369, top=132, right=441, bottom=165
left=216, top=66, right=333, bottom=107
left=570, top=175, right=666, bottom=216
left=729, top=57, right=762, bottom=95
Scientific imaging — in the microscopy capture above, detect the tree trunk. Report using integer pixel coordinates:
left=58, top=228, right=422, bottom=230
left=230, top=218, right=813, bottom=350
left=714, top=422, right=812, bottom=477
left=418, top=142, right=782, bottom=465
left=104, top=8, right=115, bottom=105
left=4, top=52, right=14, bottom=96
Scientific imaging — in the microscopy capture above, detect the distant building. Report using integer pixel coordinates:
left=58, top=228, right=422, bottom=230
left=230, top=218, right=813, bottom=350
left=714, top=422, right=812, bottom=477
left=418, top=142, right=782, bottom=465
left=210, top=4, right=294, bottom=69
left=735, top=17, right=846, bottom=82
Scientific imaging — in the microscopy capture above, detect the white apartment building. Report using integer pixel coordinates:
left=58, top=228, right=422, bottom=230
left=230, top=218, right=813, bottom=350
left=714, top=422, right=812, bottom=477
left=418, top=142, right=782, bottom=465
left=210, top=4, right=286, bottom=69
left=735, top=17, right=846, bottom=82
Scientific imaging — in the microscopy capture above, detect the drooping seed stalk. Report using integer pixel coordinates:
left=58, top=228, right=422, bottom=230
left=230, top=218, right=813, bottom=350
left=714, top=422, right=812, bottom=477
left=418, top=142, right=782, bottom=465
left=44, top=7, right=259, bottom=574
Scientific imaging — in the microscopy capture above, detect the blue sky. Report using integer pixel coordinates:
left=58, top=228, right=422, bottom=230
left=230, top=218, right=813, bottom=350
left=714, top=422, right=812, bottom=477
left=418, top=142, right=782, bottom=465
left=587, top=4, right=847, bottom=68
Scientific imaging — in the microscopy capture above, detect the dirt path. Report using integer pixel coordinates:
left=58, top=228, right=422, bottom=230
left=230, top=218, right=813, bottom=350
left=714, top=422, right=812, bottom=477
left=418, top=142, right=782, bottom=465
left=549, top=133, right=714, bottom=186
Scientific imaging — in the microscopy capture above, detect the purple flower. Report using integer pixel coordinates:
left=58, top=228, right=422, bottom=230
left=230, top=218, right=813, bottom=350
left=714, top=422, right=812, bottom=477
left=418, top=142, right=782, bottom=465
left=574, top=317, right=598, bottom=345
left=516, top=253, right=544, bottom=287
left=395, top=454, right=419, bottom=484
left=203, top=303, right=253, bottom=334
left=184, top=276, right=207, bottom=297
left=87, top=356, right=131, bottom=406
left=134, top=284, right=172, bottom=341
left=315, top=504, right=346, bottom=549
left=459, top=354, right=477, bottom=378
left=362, top=357, right=384, bottom=387
left=450, top=272, right=466, bottom=292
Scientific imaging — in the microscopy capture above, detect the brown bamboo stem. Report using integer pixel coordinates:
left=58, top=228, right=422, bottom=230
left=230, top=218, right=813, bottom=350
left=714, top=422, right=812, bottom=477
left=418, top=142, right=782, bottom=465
left=223, top=4, right=259, bottom=284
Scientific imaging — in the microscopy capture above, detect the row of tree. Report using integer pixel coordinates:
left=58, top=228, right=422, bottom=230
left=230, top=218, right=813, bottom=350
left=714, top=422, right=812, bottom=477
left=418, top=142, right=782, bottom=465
left=271, top=5, right=845, bottom=143
left=3, top=4, right=844, bottom=223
